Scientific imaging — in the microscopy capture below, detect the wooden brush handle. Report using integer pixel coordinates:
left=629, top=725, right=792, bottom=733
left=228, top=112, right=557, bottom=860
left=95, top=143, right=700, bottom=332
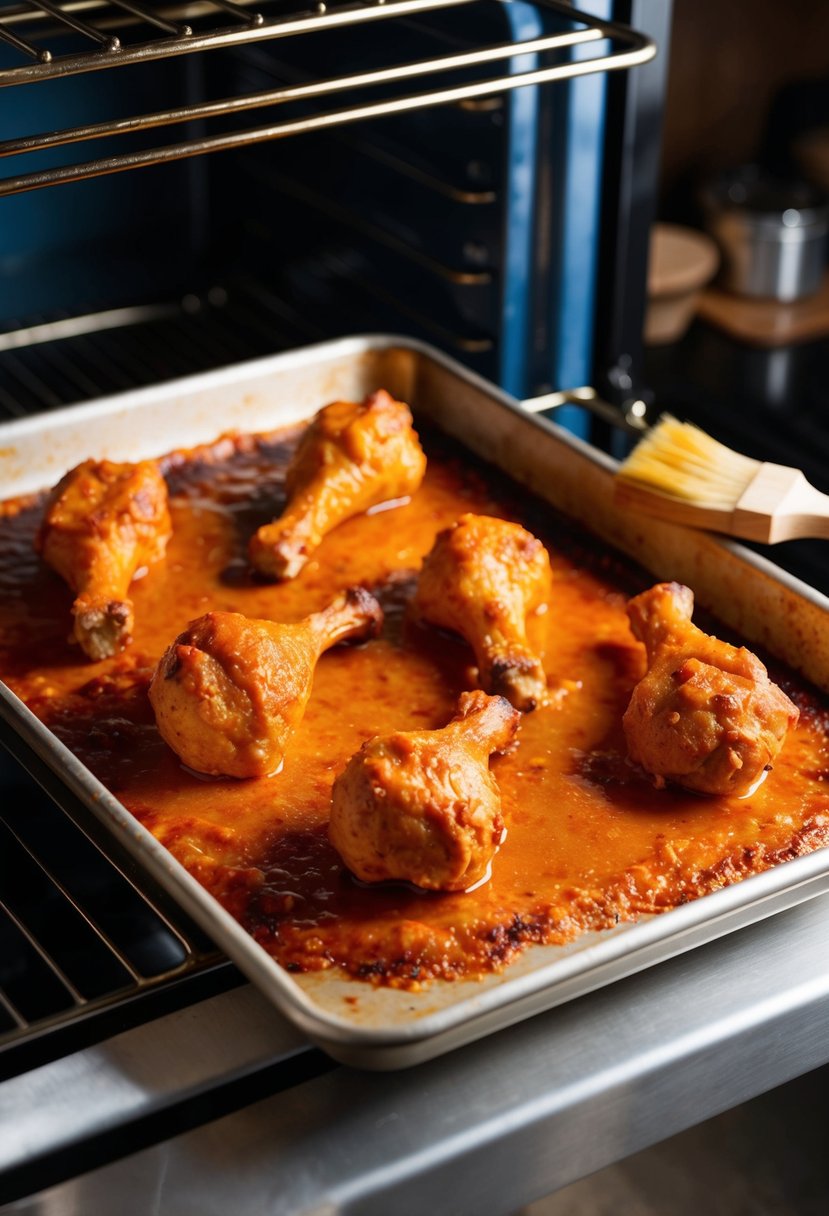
left=734, top=465, right=829, bottom=544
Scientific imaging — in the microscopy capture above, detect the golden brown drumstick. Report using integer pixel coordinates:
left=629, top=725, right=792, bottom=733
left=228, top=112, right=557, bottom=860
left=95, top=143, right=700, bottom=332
left=249, top=390, right=427, bottom=580
left=149, top=587, right=382, bottom=779
left=329, top=690, right=520, bottom=892
left=36, top=459, right=172, bottom=661
left=623, top=582, right=799, bottom=796
left=412, top=513, right=553, bottom=711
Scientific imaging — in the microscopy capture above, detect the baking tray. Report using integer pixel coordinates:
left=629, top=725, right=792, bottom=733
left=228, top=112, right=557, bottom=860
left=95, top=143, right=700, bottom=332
left=1, top=334, right=829, bottom=1070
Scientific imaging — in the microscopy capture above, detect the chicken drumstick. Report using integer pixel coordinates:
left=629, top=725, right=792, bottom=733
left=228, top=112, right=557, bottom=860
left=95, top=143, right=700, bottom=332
left=329, top=690, right=520, bottom=892
left=149, top=587, right=383, bottom=778
left=623, top=582, right=799, bottom=797
left=249, top=390, right=427, bottom=580
left=36, top=458, right=172, bottom=661
left=412, top=513, right=553, bottom=711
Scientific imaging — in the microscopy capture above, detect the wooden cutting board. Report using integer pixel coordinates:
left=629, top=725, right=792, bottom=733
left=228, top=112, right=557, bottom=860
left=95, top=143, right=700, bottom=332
left=697, top=271, right=829, bottom=346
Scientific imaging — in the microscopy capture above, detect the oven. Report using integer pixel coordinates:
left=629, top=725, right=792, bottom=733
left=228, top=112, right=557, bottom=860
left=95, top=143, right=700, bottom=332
left=3, top=0, right=829, bottom=1212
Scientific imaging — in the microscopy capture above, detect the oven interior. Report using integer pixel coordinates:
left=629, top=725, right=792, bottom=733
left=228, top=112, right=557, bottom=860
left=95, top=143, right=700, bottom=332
left=0, top=0, right=659, bottom=419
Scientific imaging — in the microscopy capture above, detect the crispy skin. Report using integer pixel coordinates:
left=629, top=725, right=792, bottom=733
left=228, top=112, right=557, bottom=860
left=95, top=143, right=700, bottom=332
left=623, top=582, right=800, bottom=796
left=413, top=513, right=553, bottom=710
left=329, top=690, right=520, bottom=891
left=36, top=459, right=171, bottom=661
left=149, top=587, right=382, bottom=778
left=249, top=390, right=426, bottom=580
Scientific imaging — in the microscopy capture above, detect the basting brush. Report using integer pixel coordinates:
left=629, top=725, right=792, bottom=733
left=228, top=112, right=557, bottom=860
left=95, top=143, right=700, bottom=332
left=615, top=414, right=829, bottom=544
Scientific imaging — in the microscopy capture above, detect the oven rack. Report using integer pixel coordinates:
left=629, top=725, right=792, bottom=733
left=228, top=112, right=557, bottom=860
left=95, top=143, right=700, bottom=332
left=0, top=0, right=655, bottom=196
left=0, top=726, right=239, bottom=1079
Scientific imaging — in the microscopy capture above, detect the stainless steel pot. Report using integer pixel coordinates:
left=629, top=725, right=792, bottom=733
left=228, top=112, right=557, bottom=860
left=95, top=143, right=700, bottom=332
left=702, top=168, right=829, bottom=302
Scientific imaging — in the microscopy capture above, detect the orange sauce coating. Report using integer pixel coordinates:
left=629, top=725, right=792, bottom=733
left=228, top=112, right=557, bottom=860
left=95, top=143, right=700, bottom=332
left=1, top=427, right=828, bottom=987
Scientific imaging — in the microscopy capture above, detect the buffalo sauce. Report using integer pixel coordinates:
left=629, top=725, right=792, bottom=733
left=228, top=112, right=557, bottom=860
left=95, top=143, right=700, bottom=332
left=1, top=428, right=828, bottom=988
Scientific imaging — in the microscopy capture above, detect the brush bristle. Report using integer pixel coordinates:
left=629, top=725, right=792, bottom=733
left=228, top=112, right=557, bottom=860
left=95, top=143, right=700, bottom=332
left=617, top=415, right=759, bottom=509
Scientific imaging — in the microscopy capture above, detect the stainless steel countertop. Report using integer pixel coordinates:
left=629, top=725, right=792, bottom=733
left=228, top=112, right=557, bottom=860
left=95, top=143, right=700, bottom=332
left=4, top=889, right=829, bottom=1214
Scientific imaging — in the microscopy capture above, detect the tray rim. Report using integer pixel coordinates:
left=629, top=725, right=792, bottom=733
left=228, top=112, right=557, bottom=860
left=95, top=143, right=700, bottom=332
left=2, top=332, right=829, bottom=1066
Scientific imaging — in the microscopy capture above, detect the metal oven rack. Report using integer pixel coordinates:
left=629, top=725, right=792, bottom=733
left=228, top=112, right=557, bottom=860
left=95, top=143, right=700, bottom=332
left=0, top=0, right=654, bottom=195
left=0, top=728, right=239, bottom=1080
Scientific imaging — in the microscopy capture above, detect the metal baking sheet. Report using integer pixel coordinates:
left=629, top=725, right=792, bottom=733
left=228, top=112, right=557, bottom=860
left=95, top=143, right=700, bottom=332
left=2, top=334, right=828, bottom=1070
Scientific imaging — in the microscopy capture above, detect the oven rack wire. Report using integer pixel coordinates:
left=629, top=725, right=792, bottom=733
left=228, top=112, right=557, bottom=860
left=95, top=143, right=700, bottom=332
left=0, top=0, right=655, bottom=196
left=0, top=727, right=238, bottom=1078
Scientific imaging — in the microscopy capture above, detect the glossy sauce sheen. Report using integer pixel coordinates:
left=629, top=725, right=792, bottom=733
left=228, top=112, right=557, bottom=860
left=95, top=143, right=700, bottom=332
left=1, top=429, right=828, bottom=987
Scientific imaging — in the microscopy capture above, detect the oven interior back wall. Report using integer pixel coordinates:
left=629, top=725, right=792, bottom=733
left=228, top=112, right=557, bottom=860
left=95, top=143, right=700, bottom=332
left=0, top=0, right=635, bottom=422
